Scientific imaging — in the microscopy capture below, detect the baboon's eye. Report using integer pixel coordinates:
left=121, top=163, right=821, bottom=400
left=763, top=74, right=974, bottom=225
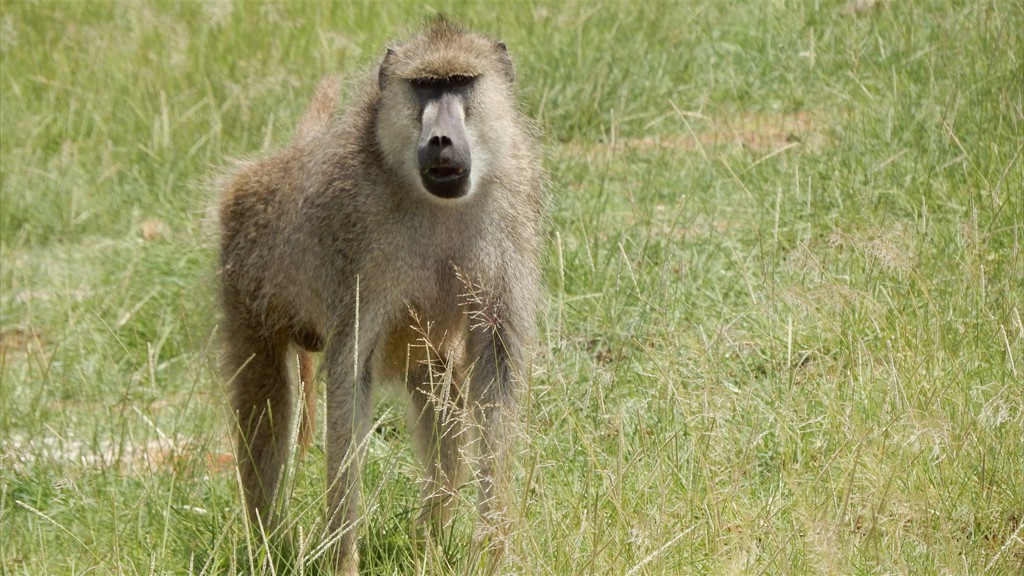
left=411, top=75, right=476, bottom=90
left=411, top=76, right=442, bottom=88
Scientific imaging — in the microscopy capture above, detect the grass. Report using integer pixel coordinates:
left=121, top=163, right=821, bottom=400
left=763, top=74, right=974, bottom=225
left=2, top=0, right=1022, bottom=574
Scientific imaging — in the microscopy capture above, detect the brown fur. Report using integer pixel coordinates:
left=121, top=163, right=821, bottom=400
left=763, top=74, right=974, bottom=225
left=218, top=17, right=544, bottom=574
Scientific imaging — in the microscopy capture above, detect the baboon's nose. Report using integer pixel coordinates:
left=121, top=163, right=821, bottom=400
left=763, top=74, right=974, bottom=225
left=429, top=135, right=453, bottom=148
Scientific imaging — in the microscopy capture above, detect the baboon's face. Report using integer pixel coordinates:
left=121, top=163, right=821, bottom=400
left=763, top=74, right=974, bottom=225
left=410, top=74, right=475, bottom=199
left=375, top=32, right=516, bottom=203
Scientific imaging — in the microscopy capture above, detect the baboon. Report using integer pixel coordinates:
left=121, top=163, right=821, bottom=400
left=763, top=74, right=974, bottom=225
left=218, top=17, right=544, bottom=574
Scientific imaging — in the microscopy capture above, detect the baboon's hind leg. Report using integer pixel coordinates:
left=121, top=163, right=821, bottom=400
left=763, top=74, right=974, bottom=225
left=226, top=319, right=294, bottom=529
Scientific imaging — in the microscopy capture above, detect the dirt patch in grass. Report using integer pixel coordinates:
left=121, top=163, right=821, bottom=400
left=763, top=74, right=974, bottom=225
left=705, top=111, right=825, bottom=152
left=661, top=111, right=823, bottom=153
left=4, top=433, right=234, bottom=476
left=567, top=111, right=827, bottom=156
left=0, top=326, right=44, bottom=355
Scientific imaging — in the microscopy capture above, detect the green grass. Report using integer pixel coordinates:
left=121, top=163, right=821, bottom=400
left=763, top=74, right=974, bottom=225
left=2, top=0, right=1022, bottom=574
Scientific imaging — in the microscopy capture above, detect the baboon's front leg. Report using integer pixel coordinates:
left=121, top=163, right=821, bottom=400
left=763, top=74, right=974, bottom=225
left=324, top=344, right=374, bottom=576
left=465, top=323, right=523, bottom=556
left=407, top=359, right=468, bottom=540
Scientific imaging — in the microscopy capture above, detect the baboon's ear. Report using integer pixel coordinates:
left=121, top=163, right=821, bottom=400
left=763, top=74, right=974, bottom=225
left=378, top=48, right=396, bottom=91
left=496, top=42, right=515, bottom=84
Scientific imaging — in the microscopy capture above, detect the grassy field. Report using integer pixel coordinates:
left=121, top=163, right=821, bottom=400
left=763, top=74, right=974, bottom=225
left=2, top=0, right=1022, bottom=574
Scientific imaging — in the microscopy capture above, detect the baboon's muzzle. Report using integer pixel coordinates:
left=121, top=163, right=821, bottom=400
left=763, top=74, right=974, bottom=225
left=418, top=93, right=472, bottom=199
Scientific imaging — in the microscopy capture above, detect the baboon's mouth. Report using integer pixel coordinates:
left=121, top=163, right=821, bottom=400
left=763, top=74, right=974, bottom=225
left=425, top=166, right=467, bottom=180
left=420, top=161, right=471, bottom=199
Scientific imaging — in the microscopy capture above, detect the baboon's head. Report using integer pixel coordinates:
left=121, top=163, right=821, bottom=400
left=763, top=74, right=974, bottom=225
left=376, top=17, right=518, bottom=201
